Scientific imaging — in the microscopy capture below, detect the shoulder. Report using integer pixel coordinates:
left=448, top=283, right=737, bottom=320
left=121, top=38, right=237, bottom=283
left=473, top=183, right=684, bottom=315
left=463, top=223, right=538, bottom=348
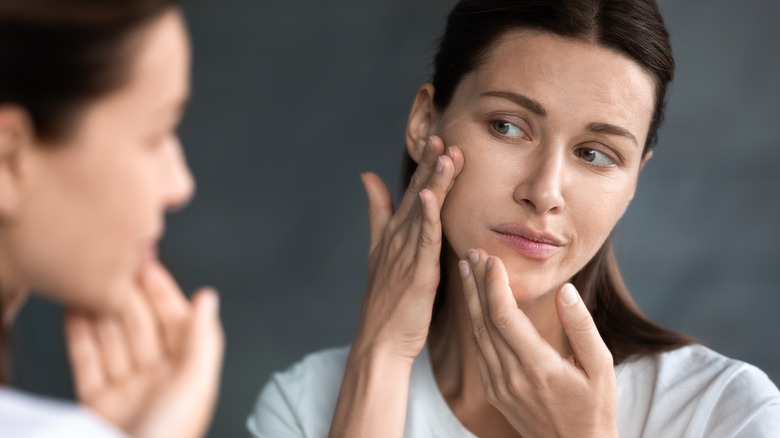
left=0, top=387, right=126, bottom=438
left=616, top=345, right=780, bottom=437
left=247, top=346, right=349, bottom=438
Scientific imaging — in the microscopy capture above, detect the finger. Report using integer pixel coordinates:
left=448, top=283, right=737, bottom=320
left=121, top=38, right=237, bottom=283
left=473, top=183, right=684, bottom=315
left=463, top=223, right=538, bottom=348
left=361, top=172, right=394, bottom=249
left=172, top=288, right=224, bottom=436
left=555, top=283, right=613, bottom=375
left=396, top=135, right=445, bottom=217
left=65, top=311, right=107, bottom=400
left=459, top=254, right=503, bottom=378
left=443, top=146, right=465, bottom=193
left=118, top=287, right=163, bottom=368
left=469, top=250, right=527, bottom=372
left=141, top=260, right=190, bottom=356
left=415, top=188, right=444, bottom=271
left=94, top=315, right=133, bottom=382
left=423, top=150, right=456, bottom=211
left=479, top=254, right=558, bottom=367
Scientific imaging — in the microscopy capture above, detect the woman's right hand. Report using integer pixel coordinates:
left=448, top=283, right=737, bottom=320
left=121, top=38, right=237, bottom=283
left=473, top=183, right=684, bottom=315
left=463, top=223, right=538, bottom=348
left=353, top=135, right=464, bottom=362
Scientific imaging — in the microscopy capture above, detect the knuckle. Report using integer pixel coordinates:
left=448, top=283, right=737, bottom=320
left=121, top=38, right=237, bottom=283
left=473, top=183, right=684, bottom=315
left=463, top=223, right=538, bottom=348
left=486, top=305, right=511, bottom=330
left=472, top=321, right=491, bottom=344
left=387, top=229, right=408, bottom=254
left=408, top=172, right=426, bottom=192
left=494, top=382, right=514, bottom=403
left=506, top=372, right=526, bottom=396
left=419, top=224, right=441, bottom=247
left=526, top=364, right=553, bottom=390
left=570, top=311, right=595, bottom=334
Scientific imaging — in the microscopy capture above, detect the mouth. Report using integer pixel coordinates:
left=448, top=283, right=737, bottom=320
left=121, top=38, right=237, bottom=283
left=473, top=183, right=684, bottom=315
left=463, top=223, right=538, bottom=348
left=141, top=230, right=163, bottom=263
left=141, top=242, right=159, bottom=262
left=492, top=223, right=564, bottom=261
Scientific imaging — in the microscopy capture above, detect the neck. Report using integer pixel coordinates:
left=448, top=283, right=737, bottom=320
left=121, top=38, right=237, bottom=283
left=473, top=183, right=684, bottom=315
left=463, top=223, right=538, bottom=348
left=428, top=247, right=570, bottom=436
left=0, top=252, right=27, bottom=327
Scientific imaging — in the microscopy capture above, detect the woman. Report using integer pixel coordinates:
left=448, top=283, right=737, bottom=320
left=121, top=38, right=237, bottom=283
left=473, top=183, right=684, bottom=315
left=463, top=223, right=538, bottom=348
left=0, top=0, right=223, bottom=436
left=248, top=0, right=780, bottom=437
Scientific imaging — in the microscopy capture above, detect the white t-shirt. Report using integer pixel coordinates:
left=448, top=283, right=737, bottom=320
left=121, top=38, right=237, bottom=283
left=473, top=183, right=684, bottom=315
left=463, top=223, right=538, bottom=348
left=0, top=387, right=127, bottom=438
left=247, top=344, right=780, bottom=437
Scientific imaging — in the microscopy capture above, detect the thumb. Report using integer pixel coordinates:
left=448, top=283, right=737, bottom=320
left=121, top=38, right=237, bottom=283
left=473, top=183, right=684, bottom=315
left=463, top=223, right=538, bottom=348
left=556, top=283, right=613, bottom=375
left=361, top=172, right=393, bottom=248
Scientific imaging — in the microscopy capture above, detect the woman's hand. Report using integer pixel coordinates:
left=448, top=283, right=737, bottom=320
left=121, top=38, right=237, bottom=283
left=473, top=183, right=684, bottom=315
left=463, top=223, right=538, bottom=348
left=354, top=135, right=464, bottom=361
left=459, top=248, right=618, bottom=438
left=64, top=260, right=224, bottom=438
left=328, top=136, right=463, bottom=438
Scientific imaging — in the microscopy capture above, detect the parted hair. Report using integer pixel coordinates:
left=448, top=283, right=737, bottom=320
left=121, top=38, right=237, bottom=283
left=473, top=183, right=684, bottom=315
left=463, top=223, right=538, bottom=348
left=405, top=0, right=695, bottom=365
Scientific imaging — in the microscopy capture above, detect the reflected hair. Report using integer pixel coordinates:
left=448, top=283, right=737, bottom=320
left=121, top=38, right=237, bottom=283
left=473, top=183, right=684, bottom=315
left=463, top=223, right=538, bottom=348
left=404, top=0, right=694, bottom=365
left=0, top=0, right=177, bottom=383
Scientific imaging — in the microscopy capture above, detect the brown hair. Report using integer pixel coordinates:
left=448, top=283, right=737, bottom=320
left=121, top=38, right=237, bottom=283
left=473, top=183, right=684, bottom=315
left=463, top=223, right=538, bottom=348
left=410, top=0, right=694, bottom=365
left=0, top=0, right=177, bottom=383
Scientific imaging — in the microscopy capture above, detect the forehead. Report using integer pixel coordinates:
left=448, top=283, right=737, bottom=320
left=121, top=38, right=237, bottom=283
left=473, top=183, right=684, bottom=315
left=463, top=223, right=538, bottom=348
left=462, top=30, right=656, bottom=139
left=117, top=9, right=190, bottom=109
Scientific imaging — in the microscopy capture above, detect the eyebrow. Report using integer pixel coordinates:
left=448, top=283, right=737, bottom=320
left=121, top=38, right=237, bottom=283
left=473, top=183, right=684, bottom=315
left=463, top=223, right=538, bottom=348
left=480, top=90, right=547, bottom=117
left=586, top=122, right=638, bottom=146
left=481, top=90, right=638, bottom=146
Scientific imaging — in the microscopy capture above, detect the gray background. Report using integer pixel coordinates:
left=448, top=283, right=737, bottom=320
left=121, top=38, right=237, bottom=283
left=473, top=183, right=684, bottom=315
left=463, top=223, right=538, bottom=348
left=11, top=1, right=780, bottom=437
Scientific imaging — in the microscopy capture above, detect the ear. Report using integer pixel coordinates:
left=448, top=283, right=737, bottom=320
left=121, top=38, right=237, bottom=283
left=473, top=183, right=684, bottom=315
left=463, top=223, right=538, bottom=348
left=405, top=83, right=437, bottom=163
left=0, top=106, right=34, bottom=220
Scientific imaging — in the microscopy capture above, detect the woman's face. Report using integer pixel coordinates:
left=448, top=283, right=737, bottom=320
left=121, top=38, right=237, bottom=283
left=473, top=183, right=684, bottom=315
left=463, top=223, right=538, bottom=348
left=427, top=31, right=655, bottom=302
left=6, top=10, right=193, bottom=312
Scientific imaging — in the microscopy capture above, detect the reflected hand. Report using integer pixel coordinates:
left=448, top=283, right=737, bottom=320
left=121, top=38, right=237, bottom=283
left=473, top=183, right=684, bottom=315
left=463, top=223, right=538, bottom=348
left=355, top=135, right=464, bottom=361
left=459, top=248, right=618, bottom=438
left=65, top=261, right=224, bottom=438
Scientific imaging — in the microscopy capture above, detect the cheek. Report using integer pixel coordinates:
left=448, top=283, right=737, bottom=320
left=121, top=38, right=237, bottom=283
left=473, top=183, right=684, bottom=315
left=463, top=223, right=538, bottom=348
left=566, top=178, right=634, bottom=260
left=19, top=143, right=160, bottom=308
left=440, top=150, right=508, bottom=256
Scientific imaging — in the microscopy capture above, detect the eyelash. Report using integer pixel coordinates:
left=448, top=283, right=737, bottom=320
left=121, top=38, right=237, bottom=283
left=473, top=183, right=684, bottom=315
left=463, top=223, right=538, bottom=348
left=488, top=117, right=530, bottom=141
left=488, top=117, right=623, bottom=167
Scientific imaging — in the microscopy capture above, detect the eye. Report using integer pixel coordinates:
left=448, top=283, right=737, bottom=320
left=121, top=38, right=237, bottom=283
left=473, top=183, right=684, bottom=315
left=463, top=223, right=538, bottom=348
left=577, top=147, right=615, bottom=166
left=491, top=120, right=527, bottom=139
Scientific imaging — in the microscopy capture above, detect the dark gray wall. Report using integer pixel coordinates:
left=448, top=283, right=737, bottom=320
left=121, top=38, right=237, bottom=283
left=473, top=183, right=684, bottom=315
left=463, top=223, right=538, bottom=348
left=11, top=1, right=780, bottom=437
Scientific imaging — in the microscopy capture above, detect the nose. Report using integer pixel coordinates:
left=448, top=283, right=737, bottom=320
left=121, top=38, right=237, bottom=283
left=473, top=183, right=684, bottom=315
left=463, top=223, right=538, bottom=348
left=163, top=137, right=195, bottom=212
left=512, top=144, right=565, bottom=215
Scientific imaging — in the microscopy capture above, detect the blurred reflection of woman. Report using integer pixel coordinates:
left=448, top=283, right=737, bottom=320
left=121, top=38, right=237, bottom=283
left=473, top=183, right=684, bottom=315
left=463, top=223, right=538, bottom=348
left=0, top=1, right=223, bottom=436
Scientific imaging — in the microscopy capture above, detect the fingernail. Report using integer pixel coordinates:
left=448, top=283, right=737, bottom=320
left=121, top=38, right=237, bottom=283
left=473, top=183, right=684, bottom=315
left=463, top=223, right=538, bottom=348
left=458, top=260, right=470, bottom=278
left=486, top=256, right=494, bottom=271
left=467, top=248, right=479, bottom=264
left=446, top=147, right=454, bottom=158
left=435, top=157, right=443, bottom=173
left=425, top=136, right=434, bottom=152
left=419, top=191, right=426, bottom=205
left=201, top=288, right=220, bottom=314
left=561, top=284, right=579, bottom=306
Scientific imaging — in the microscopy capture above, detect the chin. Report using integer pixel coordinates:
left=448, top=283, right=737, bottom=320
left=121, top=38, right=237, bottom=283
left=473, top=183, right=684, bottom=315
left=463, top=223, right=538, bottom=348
left=66, top=271, right=134, bottom=314
left=507, top=280, right=554, bottom=303
left=502, top=260, right=565, bottom=303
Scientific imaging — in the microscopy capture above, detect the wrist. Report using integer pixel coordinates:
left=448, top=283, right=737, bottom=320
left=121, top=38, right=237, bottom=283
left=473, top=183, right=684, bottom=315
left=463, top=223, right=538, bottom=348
left=348, top=336, right=417, bottom=374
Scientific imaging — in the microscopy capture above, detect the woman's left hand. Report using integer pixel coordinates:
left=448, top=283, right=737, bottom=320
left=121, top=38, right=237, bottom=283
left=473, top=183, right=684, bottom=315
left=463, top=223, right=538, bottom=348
left=459, top=248, right=618, bottom=438
left=64, top=260, right=224, bottom=438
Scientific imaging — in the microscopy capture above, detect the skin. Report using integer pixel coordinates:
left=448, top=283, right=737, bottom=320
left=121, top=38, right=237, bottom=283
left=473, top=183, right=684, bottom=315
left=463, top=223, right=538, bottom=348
left=331, top=31, right=655, bottom=437
left=0, top=9, right=223, bottom=438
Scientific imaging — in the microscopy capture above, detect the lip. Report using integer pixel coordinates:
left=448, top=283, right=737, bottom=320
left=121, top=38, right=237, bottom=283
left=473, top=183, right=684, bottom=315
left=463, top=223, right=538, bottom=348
left=492, top=223, right=565, bottom=261
left=141, top=242, right=159, bottom=262
left=141, top=232, right=162, bottom=262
